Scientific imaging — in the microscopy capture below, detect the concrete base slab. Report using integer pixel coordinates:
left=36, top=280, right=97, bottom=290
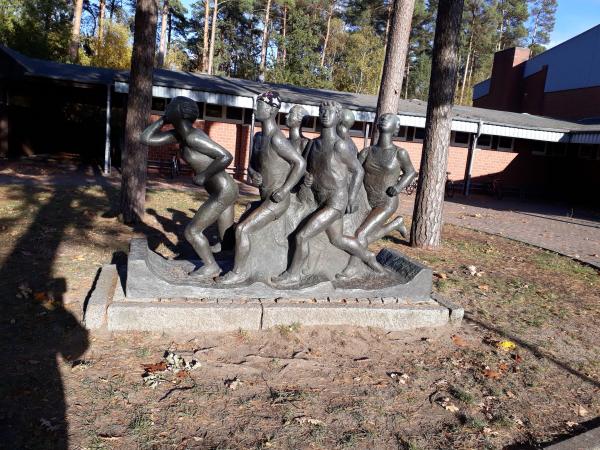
left=84, top=265, right=463, bottom=333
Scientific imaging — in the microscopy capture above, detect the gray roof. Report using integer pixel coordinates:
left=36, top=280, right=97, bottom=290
left=2, top=46, right=599, bottom=135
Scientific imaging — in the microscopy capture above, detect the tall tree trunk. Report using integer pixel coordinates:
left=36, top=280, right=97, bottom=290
left=404, top=62, right=410, bottom=99
left=109, top=0, right=115, bottom=20
left=201, top=0, right=210, bottom=71
left=98, top=0, right=106, bottom=39
left=119, top=0, right=158, bottom=224
left=410, top=0, right=464, bottom=248
left=372, top=0, right=416, bottom=142
left=282, top=4, right=287, bottom=67
left=260, top=0, right=272, bottom=77
left=157, top=0, right=169, bottom=67
left=459, top=31, right=473, bottom=104
left=207, top=0, right=218, bottom=74
left=320, top=2, right=334, bottom=68
left=69, top=0, right=84, bottom=62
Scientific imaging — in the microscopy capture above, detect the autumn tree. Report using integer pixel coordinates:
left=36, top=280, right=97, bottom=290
left=70, top=0, right=84, bottom=61
left=411, top=0, right=464, bottom=248
left=119, top=0, right=158, bottom=224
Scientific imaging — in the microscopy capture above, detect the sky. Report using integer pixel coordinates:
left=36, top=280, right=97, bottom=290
left=548, top=0, right=600, bottom=48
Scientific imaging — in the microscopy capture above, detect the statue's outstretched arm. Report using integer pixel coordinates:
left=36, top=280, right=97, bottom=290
left=140, top=117, right=177, bottom=146
left=272, top=133, right=306, bottom=196
left=186, top=131, right=233, bottom=180
left=357, top=146, right=370, bottom=165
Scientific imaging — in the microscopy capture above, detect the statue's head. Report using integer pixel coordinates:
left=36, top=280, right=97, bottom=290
left=337, top=109, right=355, bottom=136
left=319, top=100, right=343, bottom=129
left=165, top=96, right=199, bottom=125
left=286, top=105, right=309, bottom=129
left=255, top=91, right=281, bottom=120
left=377, top=113, right=400, bottom=135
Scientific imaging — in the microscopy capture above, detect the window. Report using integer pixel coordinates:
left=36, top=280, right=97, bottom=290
left=413, top=127, right=425, bottom=141
left=395, top=126, right=408, bottom=141
left=301, top=116, right=316, bottom=130
left=452, top=131, right=470, bottom=147
left=476, top=134, right=492, bottom=149
left=151, top=97, right=167, bottom=112
left=497, top=137, right=514, bottom=152
left=532, top=141, right=547, bottom=156
left=243, top=108, right=253, bottom=125
left=196, top=102, right=204, bottom=119
left=205, top=103, right=223, bottom=118
left=578, top=144, right=598, bottom=160
left=546, top=142, right=567, bottom=157
left=226, top=106, right=243, bottom=121
left=349, top=121, right=365, bottom=135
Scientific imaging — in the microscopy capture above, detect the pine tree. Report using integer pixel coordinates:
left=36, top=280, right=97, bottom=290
left=528, top=0, right=556, bottom=55
left=494, top=0, right=528, bottom=50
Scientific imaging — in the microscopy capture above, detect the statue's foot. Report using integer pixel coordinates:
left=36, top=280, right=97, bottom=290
left=217, top=270, right=249, bottom=285
left=335, top=262, right=363, bottom=281
left=210, top=242, right=222, bottom=253
left=188, top=264, right=221, bottom=280
left=366, top=255, right=386, bottom=275
left=393, top=217, right=409, bottom=239
left=271, top=271, right=302, bottom=287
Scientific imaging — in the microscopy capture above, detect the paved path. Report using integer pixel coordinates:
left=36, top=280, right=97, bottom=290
left=398, top=194, right=600, bottom=269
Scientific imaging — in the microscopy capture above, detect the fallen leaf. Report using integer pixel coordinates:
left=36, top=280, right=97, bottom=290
left=434, top=272, right=448, bottom=280
left=445, top=403, right=460, bottom=412
left=142, top=362, right=167, bottom=373
left=497, top=340, right=516, bottom=351
left=451, top=335, right=467, bottom=347
left=498, top=362, right=509, bottom=372
left=478, top=285, right=490, bottom=291
left=294, top=416, right=324, bottom=426
left=577, top=405, right=588, bottom=417
left=512, top=354, right=523, bottom=364
left=225, top=377, right=242, bottom=390
left=483, top=369, right=501, bottom=379
left=506, top=390, right=515, bottom=398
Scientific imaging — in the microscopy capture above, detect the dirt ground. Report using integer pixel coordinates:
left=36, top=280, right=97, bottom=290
left=0, top=167, right=598, bottom=449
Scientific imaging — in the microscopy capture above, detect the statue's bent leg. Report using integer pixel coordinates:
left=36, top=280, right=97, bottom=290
left=185, top=196, right=227, bottom=279
left=217, top=204, right=235, bottom=241
left=326, top=219, right=385, bottom=276
left=218, top=198, right=288, bottom=285
left=273, top=206, right=340, bottom=285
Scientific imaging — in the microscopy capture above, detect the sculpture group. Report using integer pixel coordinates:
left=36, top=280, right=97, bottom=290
left=141, top=92, right=417, bottom=287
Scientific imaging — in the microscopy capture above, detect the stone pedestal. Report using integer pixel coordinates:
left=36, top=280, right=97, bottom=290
left=83, top=239, right=463, bottom=333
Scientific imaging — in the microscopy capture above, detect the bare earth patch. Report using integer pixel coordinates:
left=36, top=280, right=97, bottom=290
left=0, top=183, right=598, bottom=449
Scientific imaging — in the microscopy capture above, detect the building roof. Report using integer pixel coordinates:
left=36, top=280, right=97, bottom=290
left=2, top=46, right=600, bottom=142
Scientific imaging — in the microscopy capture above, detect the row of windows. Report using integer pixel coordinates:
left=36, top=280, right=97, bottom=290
left=533, top=142, right=600, bottom=159
left=152, top=97, right=600, bottom=158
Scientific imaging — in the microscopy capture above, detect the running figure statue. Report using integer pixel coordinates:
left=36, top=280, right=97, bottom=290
left=286, top=105, right=310, bottom=155
left=340, top=113, right=416, bottom=278
left=219, top=91, right=306, bottom=285
left=140, top=96, right=238, bottom=280
left=273, top=100, right=385, bottom=286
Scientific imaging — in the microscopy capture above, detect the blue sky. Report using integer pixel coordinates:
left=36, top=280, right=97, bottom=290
left=549, top=0, right=600, bottom=47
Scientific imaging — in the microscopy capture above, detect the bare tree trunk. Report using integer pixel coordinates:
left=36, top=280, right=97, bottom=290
left=260, top=0, right=272, bottom=77
left=404, top=62, right=410, bottom=99
left=119, top=0, right=158, bottom=224
left=69, top=0, right=84, bottom=62
left=98, top=0, right=106, bottom=39
left=410, top=0, right=464, bottom=248
left=459, top=31, right=473, bottom=104
left=207, top=0, right=218, bottom=74
left=320, top=2, right=334, bottom=68
left=372, top=0, right=416, bottom=142
left=201, top=0, right=210, bottom=71
left=282, top=4, right=287, bottom=67
left=157, top=0, right=169, bottom=67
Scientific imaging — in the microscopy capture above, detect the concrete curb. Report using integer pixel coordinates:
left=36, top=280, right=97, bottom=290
left=83, top=264, right=117, bottom=329
left=545, top=426, right=600, bottom=449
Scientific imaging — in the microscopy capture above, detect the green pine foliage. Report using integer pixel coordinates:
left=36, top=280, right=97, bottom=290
left=0, top=0, right=559, bottom=103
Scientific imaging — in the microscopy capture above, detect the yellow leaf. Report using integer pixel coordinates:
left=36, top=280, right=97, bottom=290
left=497, top=340, right=516, bottom=351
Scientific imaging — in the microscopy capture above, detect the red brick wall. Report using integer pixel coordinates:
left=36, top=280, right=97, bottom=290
left=541, top=86, right=600, bottom=120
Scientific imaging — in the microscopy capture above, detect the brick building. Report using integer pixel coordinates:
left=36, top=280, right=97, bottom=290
left=473, top=24, right=600, bottom=122
left=1, top=46, right=599, bottom=205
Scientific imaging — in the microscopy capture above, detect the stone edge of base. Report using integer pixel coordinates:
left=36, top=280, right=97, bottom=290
left=83, top=264, right=117, bottom=330
left=544, top=425, right=600, bottom=450
left=431, top=293, right=465, bottom=324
